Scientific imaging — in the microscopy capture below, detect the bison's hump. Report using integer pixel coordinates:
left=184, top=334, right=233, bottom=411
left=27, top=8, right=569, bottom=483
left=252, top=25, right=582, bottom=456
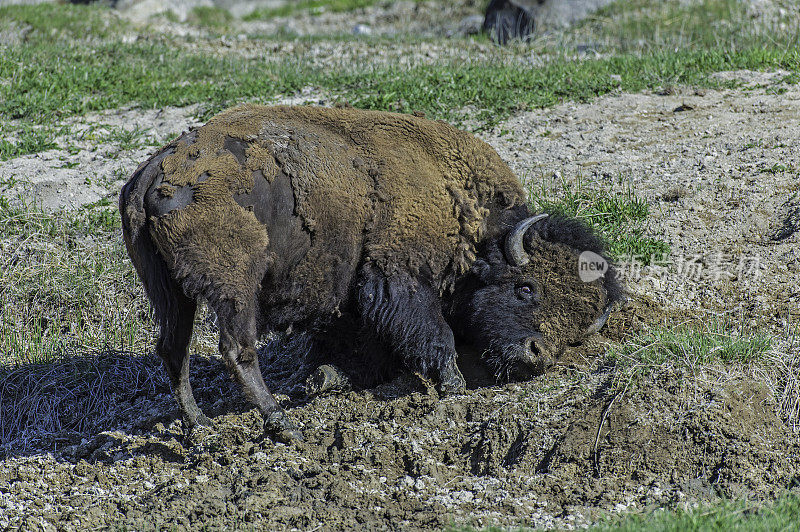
left=156, top=104, right=526, bottom=293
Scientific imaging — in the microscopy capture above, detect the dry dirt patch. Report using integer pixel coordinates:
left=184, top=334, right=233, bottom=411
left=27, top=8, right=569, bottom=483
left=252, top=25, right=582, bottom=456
left=0, top=105, right=203, bottom=211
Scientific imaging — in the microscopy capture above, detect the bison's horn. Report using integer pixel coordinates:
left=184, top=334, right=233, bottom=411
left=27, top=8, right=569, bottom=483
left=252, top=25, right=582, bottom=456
left=504, top=214, right=549, bottom=266
left=584, top=303, right=614, bottom=337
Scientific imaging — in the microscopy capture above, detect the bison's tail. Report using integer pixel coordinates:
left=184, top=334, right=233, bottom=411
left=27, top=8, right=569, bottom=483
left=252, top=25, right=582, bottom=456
left=119, top=159, right=190, bottom=345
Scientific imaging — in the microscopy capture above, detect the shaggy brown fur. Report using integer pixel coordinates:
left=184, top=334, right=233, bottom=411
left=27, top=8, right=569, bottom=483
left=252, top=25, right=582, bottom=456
left=150, top=105, right=525, bottom=308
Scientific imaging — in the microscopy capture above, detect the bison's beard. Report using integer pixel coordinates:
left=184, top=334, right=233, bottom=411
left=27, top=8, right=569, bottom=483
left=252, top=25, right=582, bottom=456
left=481, top=339, right=554, bottom=382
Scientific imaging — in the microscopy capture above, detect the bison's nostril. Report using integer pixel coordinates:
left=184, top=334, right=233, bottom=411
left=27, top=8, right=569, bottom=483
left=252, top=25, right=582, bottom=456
left=519, top=337, right=553, bottom=376
left=501, top=339, right=553, bottom=381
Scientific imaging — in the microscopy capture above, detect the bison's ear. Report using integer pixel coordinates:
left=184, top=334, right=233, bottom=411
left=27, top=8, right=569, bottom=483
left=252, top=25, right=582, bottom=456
left=471, top=259, right=492, bottom=282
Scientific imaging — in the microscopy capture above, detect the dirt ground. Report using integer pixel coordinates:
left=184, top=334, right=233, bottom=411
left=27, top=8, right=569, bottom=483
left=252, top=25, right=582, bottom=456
left=4, top=343, right=800, bottom=531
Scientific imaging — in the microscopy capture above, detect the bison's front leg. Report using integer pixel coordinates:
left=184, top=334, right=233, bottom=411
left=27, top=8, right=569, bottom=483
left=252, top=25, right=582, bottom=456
left=218, top=305, right=303, bottom=443
left=357, top=266, right=466, bottom=395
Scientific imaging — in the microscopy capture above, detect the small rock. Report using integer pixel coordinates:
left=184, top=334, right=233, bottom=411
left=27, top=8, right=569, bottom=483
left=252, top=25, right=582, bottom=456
left=458, top=15, right=484, bottom=35
left=353, top=24, right=372, bottom=36
left=305, top=364, right=352, bottom=397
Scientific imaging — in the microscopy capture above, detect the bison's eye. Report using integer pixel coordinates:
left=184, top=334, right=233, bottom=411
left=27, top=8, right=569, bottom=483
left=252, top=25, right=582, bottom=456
left=515, top=283, right=536, bottom=301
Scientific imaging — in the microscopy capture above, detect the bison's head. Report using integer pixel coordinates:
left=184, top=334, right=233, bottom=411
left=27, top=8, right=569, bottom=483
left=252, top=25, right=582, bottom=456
left=449, top=212, right=623, bottom=381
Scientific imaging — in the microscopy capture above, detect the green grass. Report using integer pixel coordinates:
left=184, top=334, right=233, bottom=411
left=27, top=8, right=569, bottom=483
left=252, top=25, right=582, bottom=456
left=3, top=40, right=798, bottom=128
left=243, top=0, right=421, bottom=21
left=571, top=0, right=797, bottom=53
left=450, top=493, right=800, bottom=530
left=527, top=178, right=670, bottom=263
left=187, top=6, right=233, bottom=29
left=593, top=493, right=800, bottom=531
left=1, top=2, right=799, bottom=156
left=760, top=163, right=796, bottom=175
left=102, top=125, right=152, bottom=151
left=452, top=492, right=800, bottom=531
left=0, top=2, right=126, bottom=41
left=0, top=199, right=153, bottom=366
left=0, top=124, right=61, bottom=161
left=608, top=320, right=772, bottom=370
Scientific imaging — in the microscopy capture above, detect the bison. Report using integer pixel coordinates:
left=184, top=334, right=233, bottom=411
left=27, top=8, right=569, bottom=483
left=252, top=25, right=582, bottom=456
left=120, top=105, right=621, bottom=442
left=484, top=0, right=535, bottom=45
left=484, top=0, right=615, bottom=45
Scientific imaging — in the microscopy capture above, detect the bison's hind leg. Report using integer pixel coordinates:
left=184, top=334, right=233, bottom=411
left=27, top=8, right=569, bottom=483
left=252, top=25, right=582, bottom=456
left=155, top=286, right=212, bottom=435
left=217, top=303, right=302, bottom=442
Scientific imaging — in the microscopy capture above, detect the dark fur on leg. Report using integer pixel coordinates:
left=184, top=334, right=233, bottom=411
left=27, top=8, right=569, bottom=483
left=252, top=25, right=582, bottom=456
left=357, top=265, right=466, bottom=393
left=155, top=292, right=212, bottom=433
left=304, top=319, right=401, bottom=390
left=218, top=305, right=303, bottom=442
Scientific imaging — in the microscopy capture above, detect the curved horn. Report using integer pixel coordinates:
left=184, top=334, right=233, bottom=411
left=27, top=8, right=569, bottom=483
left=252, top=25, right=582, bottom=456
left=504, top=214, right=549, bottom=266
left=583, top=303, right=614, bottom=337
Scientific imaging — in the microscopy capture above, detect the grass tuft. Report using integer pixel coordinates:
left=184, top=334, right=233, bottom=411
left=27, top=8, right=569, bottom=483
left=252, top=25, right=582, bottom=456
left=0, top=350, right=167, bottom=453
left=0, top=124, right=62, bottom=161
left=102, top=125, right=151, bottom=152
left=608, top=320, right=772, bottom=371
left=527, top=177, right=670, bottom=263
left=0, top=200, right=153, bottom=367
left=187, top=6, right=233, bottom=29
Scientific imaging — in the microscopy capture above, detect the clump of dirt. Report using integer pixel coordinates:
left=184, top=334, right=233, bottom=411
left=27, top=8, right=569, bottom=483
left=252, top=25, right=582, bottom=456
left=2, top=296, right=799, bottom=530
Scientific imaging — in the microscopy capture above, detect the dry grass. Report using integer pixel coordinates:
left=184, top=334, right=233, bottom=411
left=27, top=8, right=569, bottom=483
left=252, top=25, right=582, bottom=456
left=754, top=324, right=800, bottom=431
left=0, top=350, right=168, bottom=456
left=604, top=316, right=800, bottom=431
left=0, top=197, right=153, bottom=366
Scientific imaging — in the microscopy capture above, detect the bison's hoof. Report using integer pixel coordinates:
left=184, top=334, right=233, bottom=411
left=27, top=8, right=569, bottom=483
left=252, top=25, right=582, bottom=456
left=305, top=364, right=352, bottom=397
left=438, top=369, right=467, bottom=396
left=183, top=417, right=215, bottom=446
left=264, top=411, right=304, bottom=443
